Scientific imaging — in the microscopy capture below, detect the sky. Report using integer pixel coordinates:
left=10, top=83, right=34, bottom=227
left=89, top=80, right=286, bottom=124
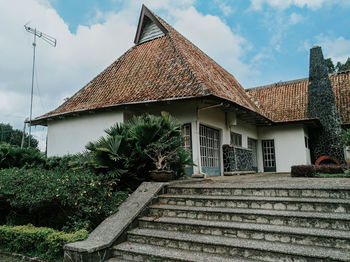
left=0, top=0, right=350, bottom=151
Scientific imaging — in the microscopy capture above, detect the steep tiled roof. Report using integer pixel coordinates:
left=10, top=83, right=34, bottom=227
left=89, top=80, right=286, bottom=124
left=247, top=71, right=350, bottom=125
left=36, top=6, right=263, bottom=122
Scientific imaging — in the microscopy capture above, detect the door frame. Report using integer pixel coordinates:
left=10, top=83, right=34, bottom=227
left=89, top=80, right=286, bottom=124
left=248, top=137, right=258, bottom=172
left=199, top=124, right=221, bottom=176
left=262, top=139, right=277, bottom=172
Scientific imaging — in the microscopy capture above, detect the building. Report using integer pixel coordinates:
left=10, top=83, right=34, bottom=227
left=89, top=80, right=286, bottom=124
left=32, top=5, right=350, bottom=176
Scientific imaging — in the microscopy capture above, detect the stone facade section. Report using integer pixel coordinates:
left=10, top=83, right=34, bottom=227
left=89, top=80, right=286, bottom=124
left=223, top=145, right=253, bottom=172
left=307, top=46, right=344, bottom=163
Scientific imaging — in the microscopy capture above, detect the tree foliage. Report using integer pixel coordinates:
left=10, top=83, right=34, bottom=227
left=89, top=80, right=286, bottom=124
left=325, top=57, right=350, bottom=73
left=0, top=144, right=44, bottom=169
left=0, top=123, right=38, bottom=149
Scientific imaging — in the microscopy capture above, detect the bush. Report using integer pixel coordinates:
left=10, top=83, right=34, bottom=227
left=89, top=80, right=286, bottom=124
left=85, top=113, right=193, bottom=190
left=315, top=165, right=344, bottom=174
left=291, top=164, right=345, bottom=177
left=0, top=224, right=88, bottom=259
left=291, top=165, right=316, bottom=177
left=339, top=129, right=350, bottom=147
left=0, top=144, right=44, bottom=169
left=0, top=167, right=128, bottom=232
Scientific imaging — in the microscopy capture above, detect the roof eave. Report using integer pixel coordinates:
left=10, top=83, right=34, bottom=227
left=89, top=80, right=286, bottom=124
left=271, top=118, right=321, bottom=128
left=30, top=95, right=211, bottom=126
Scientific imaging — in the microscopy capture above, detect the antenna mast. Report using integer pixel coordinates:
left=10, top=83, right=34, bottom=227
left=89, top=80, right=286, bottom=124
left=24, top=24, right=56, bottom=147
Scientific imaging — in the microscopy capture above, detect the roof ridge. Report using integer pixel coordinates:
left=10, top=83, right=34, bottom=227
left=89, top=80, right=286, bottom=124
left=247, top=77, right=309, bottom=91
left=248, top=70, right=350, bottom=92
left=150, top=14, right=209, bottom=95
left=152, top=13, right=266, bottom=116
left=166, top=35, right=206, bottom=95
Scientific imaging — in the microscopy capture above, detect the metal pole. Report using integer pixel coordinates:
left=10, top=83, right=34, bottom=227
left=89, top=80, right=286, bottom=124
left=21, top=120, right=26, bottom=148
left=28, top=29, right=37, bottom=148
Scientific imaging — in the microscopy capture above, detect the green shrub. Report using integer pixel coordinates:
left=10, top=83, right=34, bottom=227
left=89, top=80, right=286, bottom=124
left=291, top=164, right=345, bottom=177
left=339, top=129, right=350, bottom=147
left=0, top=144, right=44, bottom=169
left=291, top=165, right=316, bottom=177
left=0, top=224, right=88, bottom=259
left=85, top=113, right=193, bottom=189
left=0, top=167, right=128, bottom=231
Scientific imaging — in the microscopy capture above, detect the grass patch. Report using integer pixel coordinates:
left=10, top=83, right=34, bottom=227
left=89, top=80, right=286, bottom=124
left=315, top=173, right=350, bottom=178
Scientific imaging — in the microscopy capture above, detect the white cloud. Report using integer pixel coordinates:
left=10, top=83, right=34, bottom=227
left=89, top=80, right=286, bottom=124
left=289, top=12, right=303, bottom=24
left=0, top=0, right=136, bottom=150
left=250, top=0, right=349, bottom=10
left=315, top=35, right=350, bottom=63
left=172, top=7, right=256, bottom=85
left=0, top=0, right=255, bottom=151
left=216, top=1, right=234, bottom=16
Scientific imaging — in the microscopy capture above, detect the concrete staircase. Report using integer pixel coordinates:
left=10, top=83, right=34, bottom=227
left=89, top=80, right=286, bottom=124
left=109, top=184, right=350, bottom=261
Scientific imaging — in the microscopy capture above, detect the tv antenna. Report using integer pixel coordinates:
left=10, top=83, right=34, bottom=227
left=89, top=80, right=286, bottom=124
left=24, top=24, right=56, bottom=147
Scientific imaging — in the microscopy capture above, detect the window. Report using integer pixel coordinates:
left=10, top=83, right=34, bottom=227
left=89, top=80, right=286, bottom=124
left=305, top=137, right=310, bottom=149
left=200, top=125, right=220, bottom=168
left=182, top=124, right=191, bottom=150
left=231, top=132, right=242, bottom=147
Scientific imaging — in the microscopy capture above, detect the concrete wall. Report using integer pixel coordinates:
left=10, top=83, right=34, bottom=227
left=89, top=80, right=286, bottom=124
left=257, top=125, right=309, bottom=172
left=47, top=111, right=124, bottom=156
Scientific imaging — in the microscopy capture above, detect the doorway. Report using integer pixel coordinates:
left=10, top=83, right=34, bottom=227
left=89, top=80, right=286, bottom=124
left=262, top=139, right=276, bottom=172
left=199, top=125, right=221, bottom=176
left=248, top=138, right=258, bottom=172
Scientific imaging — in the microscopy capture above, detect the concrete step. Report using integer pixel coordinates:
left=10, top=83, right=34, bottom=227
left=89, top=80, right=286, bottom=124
left=113, top=242, right=258, bottom=262
left=158, top=194, right=350, bottom=213
left=167, top=185, right=350, bottom=199
left=127, top=228, right=350, bottom=262
left=139, top=216, right=350, bottom=249
left=106, top=259, right=133, bottom=262
left=149, top=204, right=350, bottom=230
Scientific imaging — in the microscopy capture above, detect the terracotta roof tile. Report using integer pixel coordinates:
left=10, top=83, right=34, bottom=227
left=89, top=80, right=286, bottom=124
left=247, top=71, right=350, bottom=125
left=36, top=8, right=264, bottom=122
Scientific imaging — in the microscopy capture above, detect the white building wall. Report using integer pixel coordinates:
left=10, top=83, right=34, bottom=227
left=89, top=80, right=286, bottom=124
left=304, top=127, right=312, bottom=164
left=47, top=111, right=124, bottom=156
left=46, top=100, right=310, bottom=175
left=257, top=125, right=309, bottom=173
left=198, top=107, right=258, bottom=175
left=230, top=119, right=258, bottom=147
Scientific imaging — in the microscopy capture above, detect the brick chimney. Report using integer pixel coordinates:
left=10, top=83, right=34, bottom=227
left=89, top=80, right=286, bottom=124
left=307, top=46, right=344, bottom=164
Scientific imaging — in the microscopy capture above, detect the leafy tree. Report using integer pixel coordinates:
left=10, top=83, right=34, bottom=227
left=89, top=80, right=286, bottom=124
left=325, top=57, right=350, bottom=73
left=0, top=123, right=38, bottom=149
left=325, top=58, right=336, bottom=73
left=336, top=58, right=350, bottom=72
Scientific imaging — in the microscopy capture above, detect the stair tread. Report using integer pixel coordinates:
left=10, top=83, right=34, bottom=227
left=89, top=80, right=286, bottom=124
left=127, top=228, right=350, bottom=260
left=168, top=184, right=350, bottom=190
left=106, top=259, right=132, bottom=262
left=114, top=242, right=259, bottom=262
left=139, top=216, right=350, bottom=239
left=150, top=204, right=350, bottom=220
left=160, top=194, right=350, bottom=204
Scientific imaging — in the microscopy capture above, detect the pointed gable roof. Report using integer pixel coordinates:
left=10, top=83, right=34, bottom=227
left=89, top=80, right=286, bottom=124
left=134, top=5, right=168, bottom=44
left=34, top=5, right=267, bottom=124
